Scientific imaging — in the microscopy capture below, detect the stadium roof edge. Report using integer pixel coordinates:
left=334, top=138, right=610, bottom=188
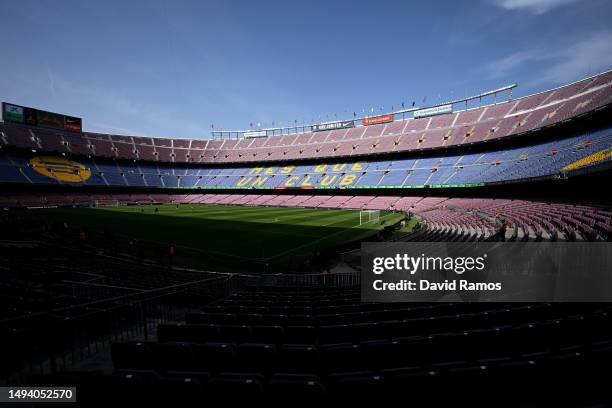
left=211, top=68, right=612, bottom=137
left=213, top=84, right=518, bottom=135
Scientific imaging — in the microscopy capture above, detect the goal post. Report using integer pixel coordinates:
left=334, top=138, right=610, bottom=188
left=93, top=199, right=120, bottom=207
left=359, top=210, right=380, bottom=225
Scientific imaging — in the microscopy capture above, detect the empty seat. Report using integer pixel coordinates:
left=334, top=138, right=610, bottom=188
left=360, top=340, right=402, bottom=370
left=158, top=372, right=208, bottom=398
left=183, top=324, right=220, bottom=343
left=186, top=312, right=236, bottom=325
left=157, top=323, right=188, bottom=343
left=237, top=343, right=277, bottom=372
left=251, top=325, right=284, bottom=344
left=218, top=325, right=253, bottom=343
left=164, top=371, right=211, bottom=383
left=268, top=373, right=325, bottom=399
left=208, top=373, right=264, bottom=397
left=111, top=342, right=152, bottom=370
left=319, top=324, right=354, bottom=344
left=284, top=326, right=316, bottom=344
left=185, top=312, right=211, bottom=324
left=150, top=342, right=194, bottom=371
left=287, top=314, right=314, bottom=325
left=191, top=343, right=236, bottom=372
left=381, top=366, right=442, bottom=395
left=320, top=343, right=363, bottom=373
left=277, top=344, right=318, bottom=373
left=158, top=323, right=220, bottom=343
left=327, top=371, right=384, bottom=397
left=239, top=314, right=263, bottom=325
left=261, top=314, right=288, bottom=326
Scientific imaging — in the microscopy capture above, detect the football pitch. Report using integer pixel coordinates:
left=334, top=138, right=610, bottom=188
left=36, top=204, right=406, bottom=272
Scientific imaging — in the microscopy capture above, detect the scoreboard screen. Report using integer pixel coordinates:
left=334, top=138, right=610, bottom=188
left=2, top=102, right=82, bottom=133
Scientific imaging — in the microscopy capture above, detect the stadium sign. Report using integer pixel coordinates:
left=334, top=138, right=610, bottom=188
left=413, top=104, right=453, bottom=119
left=312, top=120, right=355, bottom=132
left=3, top=103, right=24, bottom=122
left=29, top=156, right=91, bottom=183
left=243, top=130, right=267, bottom=138
left=2, top=102, right=82, bottom=133
left=362, top=114, right=394, bottom=126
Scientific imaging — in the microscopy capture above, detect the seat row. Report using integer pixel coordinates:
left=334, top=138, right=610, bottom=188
left=118, top=317, right=612, bottom=375
left=104, top=338, right=612, bottom=401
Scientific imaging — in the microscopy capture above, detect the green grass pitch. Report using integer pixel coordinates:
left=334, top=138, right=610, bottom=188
left=36, top=204, right=405, bottom=272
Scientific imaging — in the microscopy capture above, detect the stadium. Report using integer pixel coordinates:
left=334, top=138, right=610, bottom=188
left=1, top=1, right=612, bottom=405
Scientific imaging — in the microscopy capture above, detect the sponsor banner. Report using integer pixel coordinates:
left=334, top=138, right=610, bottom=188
left=37, top=110, right=65, bottom=130
left=244, top=130, right=267, bottom=138
left=3, top=103, right=24, bottom=123
left=64, top=116, right=82, bottom=132
left=362, top=114, right=394, bottom=126
left=362, top=242, right=612, bottom=302
left=312, top=120, right=355, bottom=132
left=413, top=104, right=453, bottom=118
left=24, top=108, right=38, bottom=126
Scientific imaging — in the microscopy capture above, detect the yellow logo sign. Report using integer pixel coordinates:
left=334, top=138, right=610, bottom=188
left=29, top=156, right=91, bottom=182
left=562, top=147, right=611, bottom=172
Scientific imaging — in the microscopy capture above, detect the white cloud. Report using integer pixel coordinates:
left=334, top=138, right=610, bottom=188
left=89, top=122, right=141, bottom=136
left=486, top=50, right=543, bottom=78
left=484, top=31, right=612, bottom=85
left=542, top=31, right=612, bottom=83
left=492, top=0, right=580, bottom=14
left=46, top=65, right=56, bottom=101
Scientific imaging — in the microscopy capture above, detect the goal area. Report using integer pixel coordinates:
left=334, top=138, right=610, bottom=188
left=359, top=210, right=380, bottom=225
left=94, top=199, right=120, bottom=207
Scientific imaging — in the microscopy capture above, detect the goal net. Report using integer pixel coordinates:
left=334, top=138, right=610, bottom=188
left=94, top=199, right=120, bottom=207
left=359, top=210, right=380, bottom=225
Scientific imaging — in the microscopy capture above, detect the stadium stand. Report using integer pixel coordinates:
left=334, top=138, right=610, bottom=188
left=1, top=128, right=611, bottom=189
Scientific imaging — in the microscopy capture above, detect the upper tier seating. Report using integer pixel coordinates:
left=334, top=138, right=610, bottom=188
left=1, top=71, right=610, bottom=164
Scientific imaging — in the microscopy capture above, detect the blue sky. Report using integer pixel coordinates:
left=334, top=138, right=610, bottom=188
left=1, top=0, right=611, bottom=138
